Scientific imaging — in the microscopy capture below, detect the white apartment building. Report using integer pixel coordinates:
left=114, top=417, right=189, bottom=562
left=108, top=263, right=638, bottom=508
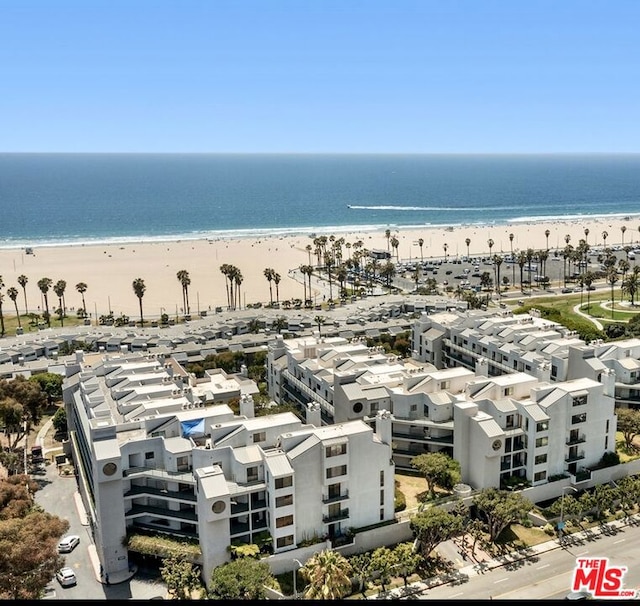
left=63, top=350, right=395, bottom=585
left=266, top=331, right=617, bottom=488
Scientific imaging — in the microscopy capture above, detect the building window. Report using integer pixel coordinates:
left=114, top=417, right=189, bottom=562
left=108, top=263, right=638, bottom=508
left=353, top=402, right=363, bottom=413
left=276, top=494, right=293, bottom=508
left=380, top=490, right=384, bottom=506
left=277, top=535, right=294, bottom=548
left=506, top=414, right=515, bottom=429
left=326, top=443, right=347, bottom=457
left=326, top=465, right=347, bottom=479
left=606, top=419, right=610, bottom=433
left=371, top=403, right=379, bottom=414
left=380, top=470, right=384, bottom=487
left=534, top=471, right=547, bottom=482
left=247, top=466, right=259, bottom=483
left=536, top=421, right=549, bottom=432
left=573, top=395, right=588, bottom=407
left=571, top=413, right=587, bottom=425
left=410, top=404, right=417, bottom=412
left=145, top=451, right=154, bottom=460
left=440, top=381, right=450, bottom=390
left=534, top=453, right=547, bottom=465
left=275, top=476, right=293, bottom=489
left=177, top=456, right=189, bottom=471
left=212, top=500, right=226, bottom=514
left=504, top=387, right=514, bottom=397
left=276, top=515, right=294, bottom=528
left=535, top=436, right=548, bottom=448
left=380, top=508, right=385, bottom=521
left=253, top=432, right=266, bottom=443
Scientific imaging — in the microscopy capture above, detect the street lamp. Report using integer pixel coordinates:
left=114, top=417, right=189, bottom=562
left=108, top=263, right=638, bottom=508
left=559, top=486, right=578, bottom=544
left=292, top=558, right=303, bottom=599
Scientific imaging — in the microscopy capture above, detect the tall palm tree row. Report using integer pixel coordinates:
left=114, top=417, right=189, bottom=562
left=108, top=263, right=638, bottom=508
left=264, top=268, right=275, bottom=306
left=0, top=275, right=5, bottom=337
left=7, top=287, right=20, bottom=329
left=53, top=279, right=67, bottom=327
left=75, top=282, right=88, bottom=317
left=17, top=274, right=28, bottom=315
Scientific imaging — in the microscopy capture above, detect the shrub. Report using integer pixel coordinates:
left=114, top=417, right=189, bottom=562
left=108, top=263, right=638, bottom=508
left=394, top=487, right=407, bottom=512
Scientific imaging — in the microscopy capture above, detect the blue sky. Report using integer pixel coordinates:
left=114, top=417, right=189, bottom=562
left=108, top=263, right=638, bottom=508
left=2, top=0, right=639, bottom=153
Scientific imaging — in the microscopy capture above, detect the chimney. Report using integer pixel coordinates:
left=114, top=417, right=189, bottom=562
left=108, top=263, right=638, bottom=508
left=375, top=409, right=393, bottom=445
left=239, top=394, right=255, bottom=418
left=305, top=402, right=322, bottom=427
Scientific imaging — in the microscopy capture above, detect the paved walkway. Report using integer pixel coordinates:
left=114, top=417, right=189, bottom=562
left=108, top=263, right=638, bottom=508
left=373, top=513, right=640, bottom=599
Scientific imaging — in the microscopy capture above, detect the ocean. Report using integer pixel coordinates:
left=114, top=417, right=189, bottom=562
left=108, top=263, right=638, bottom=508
left=1, top=153, right=640, bottom=249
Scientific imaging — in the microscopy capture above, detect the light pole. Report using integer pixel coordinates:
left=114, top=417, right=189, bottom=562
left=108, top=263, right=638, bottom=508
left=292, top=558, right=303, bottom=599
left=559, top=486, right=578, bottom=544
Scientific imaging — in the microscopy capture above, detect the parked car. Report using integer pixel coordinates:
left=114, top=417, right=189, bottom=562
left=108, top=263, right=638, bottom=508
left=57, top=535, right=80, bottom=553
left=56, top=567, right=77, bottom=587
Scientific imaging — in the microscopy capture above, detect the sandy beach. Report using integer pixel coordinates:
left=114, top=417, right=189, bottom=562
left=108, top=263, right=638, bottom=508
left=1, top=216, right=638, bottom=319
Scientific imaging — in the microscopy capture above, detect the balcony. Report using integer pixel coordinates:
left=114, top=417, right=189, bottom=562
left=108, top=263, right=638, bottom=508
left=570, top=469, right=592, bottom=485
left=323, top=508, right=350, bottom=524
left=322, top=491, right=349, bottom=504
left=566, top=434, right=586, bottom=446
left=565, top=450, right=585, bottom=463
left=125, top=504, right=197, bottom=522
left=124, top=485, right=196, bottom=502
left=123, top=466, right=194, bottom=483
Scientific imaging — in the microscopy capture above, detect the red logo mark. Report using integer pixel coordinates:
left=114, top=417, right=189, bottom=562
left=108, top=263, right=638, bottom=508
left=572, top=557, right=637, bottom=599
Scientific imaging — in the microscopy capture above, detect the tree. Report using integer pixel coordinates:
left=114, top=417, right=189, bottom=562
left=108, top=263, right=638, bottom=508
left=51, top=406, right=67, bottom=436
left=410, top=506, right=463, bottom=558
left=392, top=542, right=422, bottom=587
left=0, top=475, right=69, bottom=600
left=208, top=557, right=274, bottom=600
left=369, top=546, right=397, bottom=594
left=7, top=286, right=20, bottom=329
left=473, top=487, right=533, bottom=542
left=75, top=282, right=88, bottom=317
left=315, top=315, right=326, bottom=337
left=37, top=277, right=52, bottom=327
left=53, top=279, right=66, bottom=326
left=30, top=372, right=63, bottom=403
left=622, top=266, right=640, bottom=306
left=465, top=237, right=471, bottom=259
left=602, top=230, right=608, bottom=247
left=607, top=268, right=619, bottom=319
left=0, top=275, right=5, bottom=336
left=545, top=229, right=550, bottom=250
left=487, top=238, right=494, bottom=258
left=348, top=552, right=372, bottom=598
left=616, top=408, right=640, bottom=451
left=264, top=268, right=275, bottom=306
left=176, top=271, right=191, bottom=316
left=17, top=275, right=28, bottom=315
left=418, top=238, right=424, bottom=262
left=132, top=278, right=146, bottom=325
left=273, top=272, right=281, bottom=303
left=300, top=548, right=353, bottom=600
left=160, top=554, right=203, bottom=600
left=410, top=452, right=461, bottom=500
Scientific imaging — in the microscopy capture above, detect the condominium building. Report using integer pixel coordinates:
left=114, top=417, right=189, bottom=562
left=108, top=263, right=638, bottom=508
left=62, top=350, right=395, bottom=584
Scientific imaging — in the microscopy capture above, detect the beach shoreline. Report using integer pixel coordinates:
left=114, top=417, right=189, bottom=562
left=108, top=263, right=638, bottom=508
left=1, top=216, right=638, bottom=319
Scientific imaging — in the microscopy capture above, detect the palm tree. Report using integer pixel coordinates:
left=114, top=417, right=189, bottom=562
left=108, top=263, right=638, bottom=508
left=465, top=237, right=471, bottom=260
left=264, top=268, right=275, bottom=306
left=314, top=315, right=326, bottom=337
left=220, top=264, right=232, bottom=309
left=602, top=230, right=608, bottom=247
left=443, top=243, right=448, bottom=262
left=7, top=287, right=20, bottom=328
left=300, top=549, right=353, bottom=600
left=607, top=268, right=618, bottom=319
left=517, top=251, right=527, bottom=292
left=509, top=233, right=515, bottom=283
left=306, top=243, right=313, bottom=266
left=385, top=228, right=391, bottom=253
left=0, top=276, right=4, bottom=336
left=494, top=255, right=503, bottom=296
left=487, top=238, right=494, bottom=258
left=390, top=236, right=399, bottom=261
left=132, top=278, right=146, bottom=325
left=418, top=238, right=424, bottom=262
left=623, top=266, right=640, bottom=306
left=273, top=272, right=281, bottom=303
left=525, top=248, right=535, bottom=293
left=233, top=268, right=243, bottom=310
left=622, top=225, right=627, bottom=247
left=176, top=270, right=191, bottom=315
left=75, top=282, right=88, bottom=317
left=53, top=279, right=67, bottom=326
left=583, top=271, right=595, bottom=311
left=17, top=274, right=28, bottom=315
left=584, top=227, right=590, bottom=244
left=545, top=229, right=550, bottom=251
left=37, top=277, right=53, bottom=327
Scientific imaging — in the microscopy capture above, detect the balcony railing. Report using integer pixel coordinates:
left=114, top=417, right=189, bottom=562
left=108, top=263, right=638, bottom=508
left=566, top=434, right=586, bottom=446
left=123, top=466, right=194, bottom=483
left=322, top=491, right=349, bottom=504
left=124, top=485, right=196, bottom=502
left=565, top=450, right=585, bottom=463
left=125, top=504, right=197, bottom=521
left=323, top=508, right=350, bottom=524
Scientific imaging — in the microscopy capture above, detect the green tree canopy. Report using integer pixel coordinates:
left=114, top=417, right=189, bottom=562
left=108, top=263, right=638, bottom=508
left=300, top=548, right=353, bottom=600
left=616, top=408, right=640, bottom=451
left=410, top=505, right=463, bottom=558
left=29, top=372, right=64, bottom=403
left=160, top=554, right=203, bottom=600
left=208, top=557, right=274, bottom=600
left=410, top=452, right=461, bottom=499
left=473, top=487, right=533, bottom=542
left=392, top=542, right=422, bottom=587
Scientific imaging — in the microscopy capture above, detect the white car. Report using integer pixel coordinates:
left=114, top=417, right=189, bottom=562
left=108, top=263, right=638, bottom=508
left=57, top=534, right=80, bottom=553
left=56, top=567, right=77, bottom=587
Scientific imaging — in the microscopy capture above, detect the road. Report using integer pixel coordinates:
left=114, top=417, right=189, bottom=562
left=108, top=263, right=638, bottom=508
left=33, top=460, right=167, bottom=600
left=409, top=522, right=640, bottom=600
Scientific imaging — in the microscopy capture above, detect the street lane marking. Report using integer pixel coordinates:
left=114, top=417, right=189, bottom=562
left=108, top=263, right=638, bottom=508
left=537, top=564, right=550, bottom=570
left=577, top=551, right=589, bottom=556
left=450, top=592, right=464, bottom=598
left=494, top=577, right=508, bottom=583
left=614, top=539, right=626, bottom=544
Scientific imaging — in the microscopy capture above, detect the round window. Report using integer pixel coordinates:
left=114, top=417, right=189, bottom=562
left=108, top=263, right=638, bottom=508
left=212, top=500, right=226, bottom=514
left=492, top=439, right=502, bottom=451
left=353, top=402, right=363, bottom=414
left=103, top=462, right=117, bottom=476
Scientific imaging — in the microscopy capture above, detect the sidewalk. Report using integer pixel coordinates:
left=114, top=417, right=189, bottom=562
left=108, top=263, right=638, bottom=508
left=374, top=513, right=640, bottom=599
